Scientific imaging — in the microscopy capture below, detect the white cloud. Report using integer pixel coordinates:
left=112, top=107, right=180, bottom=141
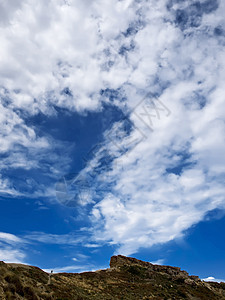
left=43, top=265, right=89, bottom=273
left=1, top=0, right=225, bottom=257
left=150, top=259, right=165, bottom=265
left=0, top=0, right=138, bottom=114
left=24, top=231, right=86, bottom=245
left=0, top=232, right=23, bottom=243
left=0, top=248, right=26, bottom=264
left=66, top=0, right=225, bottom=255
left=0, top=0, right=142, bottom=198
left=87, top=92, right=225, bottom=254
left=0, top=175, right=19, bottom=196
left=43, top=263, right=107, bottom=274
left=203, top=276, right=225, bottom=283
left=0, top=232, right=26, bottom=263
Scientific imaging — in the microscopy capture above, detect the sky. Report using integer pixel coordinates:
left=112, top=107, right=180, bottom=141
left=0, top=0, right=225, bottom=282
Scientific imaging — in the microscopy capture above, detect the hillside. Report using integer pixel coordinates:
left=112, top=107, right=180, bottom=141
left=0, top=255, right=225, bottom=299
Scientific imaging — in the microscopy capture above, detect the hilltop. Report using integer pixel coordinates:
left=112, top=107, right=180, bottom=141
left=0, top=255, right=225, bottom=299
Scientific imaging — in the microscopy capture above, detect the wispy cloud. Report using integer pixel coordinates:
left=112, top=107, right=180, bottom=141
left=0, top=232, right=26, bottom=263
left=0, top=248, right=26, bottom=264
left=42, top=263, right=107, bottom=274
left=0, top=232, right=23, bottom=244
left=24, top=231, right=91, bottom=246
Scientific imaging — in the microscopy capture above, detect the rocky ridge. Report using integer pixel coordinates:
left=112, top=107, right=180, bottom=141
left=0, top=255, right=225, bottom=299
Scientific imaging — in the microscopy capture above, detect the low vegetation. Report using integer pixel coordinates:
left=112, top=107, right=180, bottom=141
left=0, top=256, right=225, bottom=299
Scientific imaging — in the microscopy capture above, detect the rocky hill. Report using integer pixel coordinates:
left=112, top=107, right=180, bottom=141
left=0, top=255, right=225, bottom=299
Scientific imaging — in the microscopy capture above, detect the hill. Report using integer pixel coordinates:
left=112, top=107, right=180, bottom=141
left=0, top=255, right=225, bottom=299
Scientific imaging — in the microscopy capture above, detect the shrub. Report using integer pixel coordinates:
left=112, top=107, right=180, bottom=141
left=23, top=286, right=38, bottom=300
left=7, top=283, right=16, bottom=294
left=4, top=273, right=24, bottom=296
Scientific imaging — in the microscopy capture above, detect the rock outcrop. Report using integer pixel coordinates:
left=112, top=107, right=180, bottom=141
left=110, top=255, right=190, bottom=278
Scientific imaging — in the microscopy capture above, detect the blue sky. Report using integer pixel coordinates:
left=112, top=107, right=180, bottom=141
left=0, top=0, right=225, bottom=282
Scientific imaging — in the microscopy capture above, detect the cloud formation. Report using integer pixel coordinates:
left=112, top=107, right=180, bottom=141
left=0, top=232, right=26, bottom=263
left=203, top=276, right=225, bottom=283
left=76, top=0, right=225, bottom=254
left=0, top=0, right=225, bottom=257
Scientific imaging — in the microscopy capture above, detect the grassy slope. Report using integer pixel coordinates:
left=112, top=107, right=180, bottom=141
left=0, top=257, right=225, bottom=300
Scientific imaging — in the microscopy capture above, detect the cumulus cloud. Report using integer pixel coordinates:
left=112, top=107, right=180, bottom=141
left=0, top=0, right=138, bottom=113
left=1, top=0, right=225, bottom=256
left=0, top=0, right=142, bottom=197
left=71, top=0, right=225, bottom=255
left=203, top=276, right=225, bottom=283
